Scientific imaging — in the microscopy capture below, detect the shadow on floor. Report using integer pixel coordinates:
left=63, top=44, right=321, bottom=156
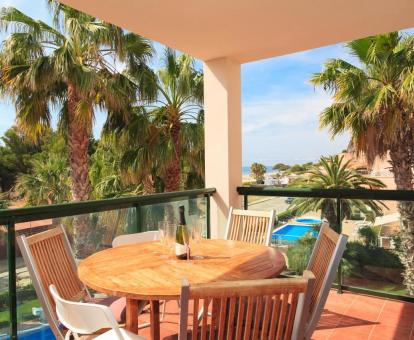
left=316, top=309, right=378, bottom=330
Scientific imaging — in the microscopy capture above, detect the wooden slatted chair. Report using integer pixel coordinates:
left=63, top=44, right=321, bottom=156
left=304, top=225, right=348, bottom=339
left=225, top=207, right=276, bottom=246
left=177, top=271, right=315, bottom=340
left=17, top=226, right=130, bottom=339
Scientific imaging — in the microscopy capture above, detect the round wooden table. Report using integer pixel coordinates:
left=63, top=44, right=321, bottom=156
left=78, top=239, right=285, bottom=339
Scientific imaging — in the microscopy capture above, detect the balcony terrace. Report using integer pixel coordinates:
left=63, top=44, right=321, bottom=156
left=1, top=0, right=414, bottom=338
left=0, top=187, right=413, bottom=339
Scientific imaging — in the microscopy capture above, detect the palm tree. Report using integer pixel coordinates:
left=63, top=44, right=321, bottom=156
left=289, top=155, right=386, bottom=232
left=16, top=157, right=71, bottom=205
left=106, top=49, right=204, bottom=193
left=250, top=163, right=266, bottom=183
left=137, top=48, right=203, bottom=192
left=310, top=32, right=414, bottom=294
left=0, top=4, right=156, bottom=202
left=105, top=106, right=204, bottom=195
left=0, top=4, right=156, bottom=257
left=181, top=116, right=205, bottom=189
left=105, top=106, right=165, bottom=194
left=89, top=139, right=143, bottom=198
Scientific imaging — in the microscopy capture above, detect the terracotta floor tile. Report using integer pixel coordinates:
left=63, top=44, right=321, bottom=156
left=344, top=308, right=380, bottom=322
left=370, top=324, right=412, bottom=339
left=329, top=332, right=370, bottom=340
left=335, top=322, right=375, bottom=335
left=378, top=314, right=414, bottom=328
left=311, top=328, right=335, bottom=339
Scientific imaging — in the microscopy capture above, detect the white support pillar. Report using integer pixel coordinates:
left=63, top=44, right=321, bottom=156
left=204, top=58, right=242, bottom=238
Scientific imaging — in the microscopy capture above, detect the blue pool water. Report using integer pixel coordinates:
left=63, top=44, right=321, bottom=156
left=272, top=224, right=318, bottom=241
left=0, top=325, right=55, bottom=340
left=19, top=326, right=54, bottom=340
left=295, top=217, right=322, bottom=225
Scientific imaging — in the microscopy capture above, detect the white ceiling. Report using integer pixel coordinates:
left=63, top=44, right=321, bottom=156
left=60, top=0, right=414, bottom=63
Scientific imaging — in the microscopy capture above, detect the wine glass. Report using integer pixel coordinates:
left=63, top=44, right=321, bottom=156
left=182, top=226, right=191, bottom=261
left=164, top=223, right=177, bottom=261
left=158, top=221, right=168, bottom=258
left=191, top=220, right=204, bottom=259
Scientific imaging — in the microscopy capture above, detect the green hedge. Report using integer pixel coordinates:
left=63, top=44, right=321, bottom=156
left=0, top=285, right=37, bottom=310
left=344, top=241, right=403, bottom=271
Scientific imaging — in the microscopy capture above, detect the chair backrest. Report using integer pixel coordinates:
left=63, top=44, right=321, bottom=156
left=225, top=207, right=276, bottom=246
left=112, top=230, right=159, bottom=247
left=305, top=225, right=348, bottom=339
left=17, top=227, right=88, bottom=339
left=179, top=271, right=315, bottom=340
left=49, top=284, right=123, bottom=339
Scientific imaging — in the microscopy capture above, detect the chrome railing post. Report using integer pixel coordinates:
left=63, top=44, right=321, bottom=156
left=336, top=197, right=343, bottom=294
left=7, top=220, right=17, bottom=339
left=135, top=204, right=143, bottom=233
left=205, top=194, right=211, bottom=239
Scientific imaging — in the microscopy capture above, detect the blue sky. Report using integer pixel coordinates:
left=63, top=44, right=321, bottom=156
left=0, top=0, right=364, bottom=166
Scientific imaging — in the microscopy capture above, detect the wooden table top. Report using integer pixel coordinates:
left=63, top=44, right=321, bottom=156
left=78, top=239, right=286, bottom=300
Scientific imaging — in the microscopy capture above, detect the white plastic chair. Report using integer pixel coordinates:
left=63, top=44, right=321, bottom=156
left=49, top=284, right=146, bottom=340
left=112, top=231, right=159, bottom=247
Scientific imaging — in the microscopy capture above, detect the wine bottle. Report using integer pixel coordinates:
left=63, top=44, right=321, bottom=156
left=175, top=205, right=190, bottom=260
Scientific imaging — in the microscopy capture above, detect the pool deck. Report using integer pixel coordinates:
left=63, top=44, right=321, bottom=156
left=137, top=290, right=414, bottom=340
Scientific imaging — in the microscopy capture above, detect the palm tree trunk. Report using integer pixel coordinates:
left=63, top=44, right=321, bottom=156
left=390, top=139, right=414, bottom=296
left=163, top=117, right=181, bottom=223
left=163, top=118, right=181, bottom=192
left=324, top=203, right=339, bottom=233
left=67, top=83, right=93, bottom=258
left=67, top=83, right=91, bottom=201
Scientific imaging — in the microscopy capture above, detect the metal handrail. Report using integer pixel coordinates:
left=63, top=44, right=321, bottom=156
left=0, top=188, right=216, bottom=224
left=237, top=186, right=414, bottom=200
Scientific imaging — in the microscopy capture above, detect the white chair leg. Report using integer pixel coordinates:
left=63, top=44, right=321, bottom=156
left=197, top=306, right=204, bottom=322
left=197, top=300, right=212, bottom=323
left=161, top=300, right=167, bottom=321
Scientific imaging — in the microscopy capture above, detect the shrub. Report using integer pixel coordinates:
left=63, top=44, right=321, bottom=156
left=343, top=241, right=403, bottom=275
left=0, top=284, right=37, bottom=309
left=357, top=226, right=378, bottom=246
left=286, top=234, right=316, bottom=274
left=277, top=210, right=296, bottom=223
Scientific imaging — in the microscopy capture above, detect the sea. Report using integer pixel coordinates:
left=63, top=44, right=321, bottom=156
left=242, top=166, right=274, bottom=176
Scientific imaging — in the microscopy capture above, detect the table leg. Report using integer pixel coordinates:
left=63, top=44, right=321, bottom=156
left=150, top=300, right=160, bottom=340
left=126, top=298, right=138, bottom=334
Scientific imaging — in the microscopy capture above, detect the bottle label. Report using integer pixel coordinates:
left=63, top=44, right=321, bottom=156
left=175, top=243, right=188, bottom=257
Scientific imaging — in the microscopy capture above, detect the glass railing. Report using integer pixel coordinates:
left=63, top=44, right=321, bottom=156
left=0, top=188, right=215, bottom=339
left=238, top=186, right=414, bottom=303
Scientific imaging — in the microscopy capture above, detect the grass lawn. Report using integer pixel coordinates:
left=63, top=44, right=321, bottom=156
left=0, top=298, right=40, bottom=329
left=345, top=277, right=408, bottom=296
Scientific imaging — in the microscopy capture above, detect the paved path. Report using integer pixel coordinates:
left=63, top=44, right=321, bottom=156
left=248, top=196, right=290, bottom=214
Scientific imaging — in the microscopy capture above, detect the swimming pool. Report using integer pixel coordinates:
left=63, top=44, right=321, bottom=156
left=295, top=217, right=322, bottom=225
left=0, top=325, right=55, bottom=340
left=272, top=224, right=318, bottom=242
